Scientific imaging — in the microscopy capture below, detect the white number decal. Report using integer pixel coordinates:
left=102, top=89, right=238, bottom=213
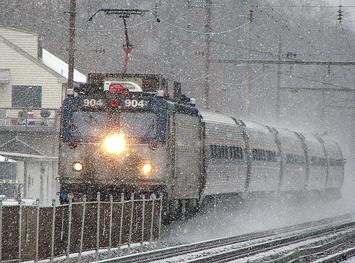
left=83, top=99, right=103, bottom=107
left=124, top=99, right=146, bottom=108
left=138, top=100, right=145, bottom=107
left=96, top=99, right=103, bottom=106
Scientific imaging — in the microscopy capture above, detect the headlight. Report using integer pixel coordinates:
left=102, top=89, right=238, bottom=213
left=73, top=161, right=83, bottom=172
left=140, top=161, right=154, bottom=176
left=102, top=132, right=126, bottom=155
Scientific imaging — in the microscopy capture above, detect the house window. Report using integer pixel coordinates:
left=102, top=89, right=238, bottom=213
left=12, top=85, right=42, bottom=108
left=0, top=69, right=11, bottom=85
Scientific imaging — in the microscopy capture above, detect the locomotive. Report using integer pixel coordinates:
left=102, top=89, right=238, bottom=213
left=59, top=73, right=344, bottom=215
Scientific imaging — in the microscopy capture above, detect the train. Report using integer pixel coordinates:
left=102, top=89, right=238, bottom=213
left=59, top=73, right=345, bottom=217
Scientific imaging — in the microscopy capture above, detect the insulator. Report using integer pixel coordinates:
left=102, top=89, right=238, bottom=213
left=249, top=10, right=254, bottom=22
left=337, top=5, right=343, bottom=23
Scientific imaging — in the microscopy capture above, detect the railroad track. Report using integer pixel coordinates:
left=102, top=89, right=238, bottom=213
left=188, top=220, right=355, bottom=262
left=96, top=214, right=355, bottom=263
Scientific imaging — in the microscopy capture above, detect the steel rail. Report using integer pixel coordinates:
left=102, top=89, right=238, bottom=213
left=289, top=236, right=355, bottom=263
left=312, top=246, right=355, bottom=263
left=251, top=229, right=355, bottom=262
left=96, top=214, right=354, bottom=263
left=187, top=221, right=355, bottom=262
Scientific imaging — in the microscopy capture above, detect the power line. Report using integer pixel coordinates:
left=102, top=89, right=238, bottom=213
left=257, top=5, right=355, bottom=8
left=258, top=3, right=327, bottom=58
left=280, top=73, right=353, bottom=90
left=210, top=59, right=355, bottom=66
left=281, top=86, right=355, bottom=92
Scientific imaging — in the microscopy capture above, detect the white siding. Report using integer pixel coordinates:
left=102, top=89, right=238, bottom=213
left=0, top=40, right=65, bottom=108
left=0, top=28, right=38, bottom=58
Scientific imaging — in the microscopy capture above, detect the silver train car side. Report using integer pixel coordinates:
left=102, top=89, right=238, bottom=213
left=202, top=111, right=344, bottom=199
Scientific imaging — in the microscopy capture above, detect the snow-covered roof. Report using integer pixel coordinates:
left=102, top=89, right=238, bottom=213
left=0, top=154, right=15, bottom=163
left=42, top=49, right=87, bottom=83
left=200, top=111, right=235, bottom=125
left=243, top=120, right=270, bottom=133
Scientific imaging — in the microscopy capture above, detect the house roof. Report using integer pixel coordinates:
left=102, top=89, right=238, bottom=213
left=42, top=49, right=87, bottom=83
left=0, top=137, right=43, bottom=156
left=0, top=34, right=67, bottom=82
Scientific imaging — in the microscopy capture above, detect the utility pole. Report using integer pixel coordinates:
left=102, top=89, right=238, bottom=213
left=204, top=0, right=212, bottom=109
left=351, top=80, right=355, bottom=179
left=320, top=89, right=325, bottom=131
left=276, top=35, right=282, bottom=123
left=245, top=0, right=252, bottom=119
left=67, top=0, right=76, bottom=91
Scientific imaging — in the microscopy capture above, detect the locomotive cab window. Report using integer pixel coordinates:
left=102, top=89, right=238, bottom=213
left=69, top=110, right=157, bottom=142
left=70, top=111, right=107, bottom=139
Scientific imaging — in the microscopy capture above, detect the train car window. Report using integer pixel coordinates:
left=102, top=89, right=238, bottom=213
left=330, top=159, right=344, bottom=166
left=210, top=145, right=215, bottom=158
left=220, top=146, right=224, bottom=158
left=234, top=147, right=238, bottom=159
left=252, top=149, right=257, bottom=160
left=329, top=159, right=335, bottom=166
left=262, top=150, right=267, bottom=161
left=272, top=151, right=276, bottom=161
left=229, top=146, right=235, bottom=159
left=286, top=153, right=305, bottom=165
left=251, top=149, right=278, bottom=162
left=217, top=145, right=222, bottom=158
left=336, top=159, right=344, bottom=166
left=310, top=156, right=326, bottom=166
left=210, top=145, right=245, bottom=160
left=222, top=146, right=226, bottom=158
left=239, top=147, right=244, bottom=159
left=224, top=146, right=229, bottom=159
left=320, top=158, right=327, bottom=166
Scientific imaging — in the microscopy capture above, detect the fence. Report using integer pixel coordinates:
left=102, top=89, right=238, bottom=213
left=0, top=193, right=163, bottom=262
left=0, top=108, right=57, bottom=128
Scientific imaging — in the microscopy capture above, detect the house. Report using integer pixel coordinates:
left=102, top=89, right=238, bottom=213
left=0, top=26, right=85, bottom=204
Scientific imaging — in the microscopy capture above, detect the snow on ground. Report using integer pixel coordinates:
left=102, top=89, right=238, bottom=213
left=231, top=228, right=355, bottom=263
left=162, top=187, right=355, bottom=244
left=155, top=226, right=355, bottom=263
left=345, top=258, right=355, bottom=263
left=28, top=242, right=170, bottom=263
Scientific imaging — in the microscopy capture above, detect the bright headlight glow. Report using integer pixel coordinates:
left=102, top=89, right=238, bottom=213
left=102, top=132, right=126, bottom=155
left=141, top=162, right=153, bottom=176
left=73, top=162, right=83, bottom=172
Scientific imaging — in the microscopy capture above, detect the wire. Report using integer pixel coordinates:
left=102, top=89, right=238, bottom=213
left=280, top=72, right=353, bottom=90
left=258, top=3, right=327, bottom=58
left=257, top=5, right=355, bottom=8
left=160, top=19, right=250, bottom=36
